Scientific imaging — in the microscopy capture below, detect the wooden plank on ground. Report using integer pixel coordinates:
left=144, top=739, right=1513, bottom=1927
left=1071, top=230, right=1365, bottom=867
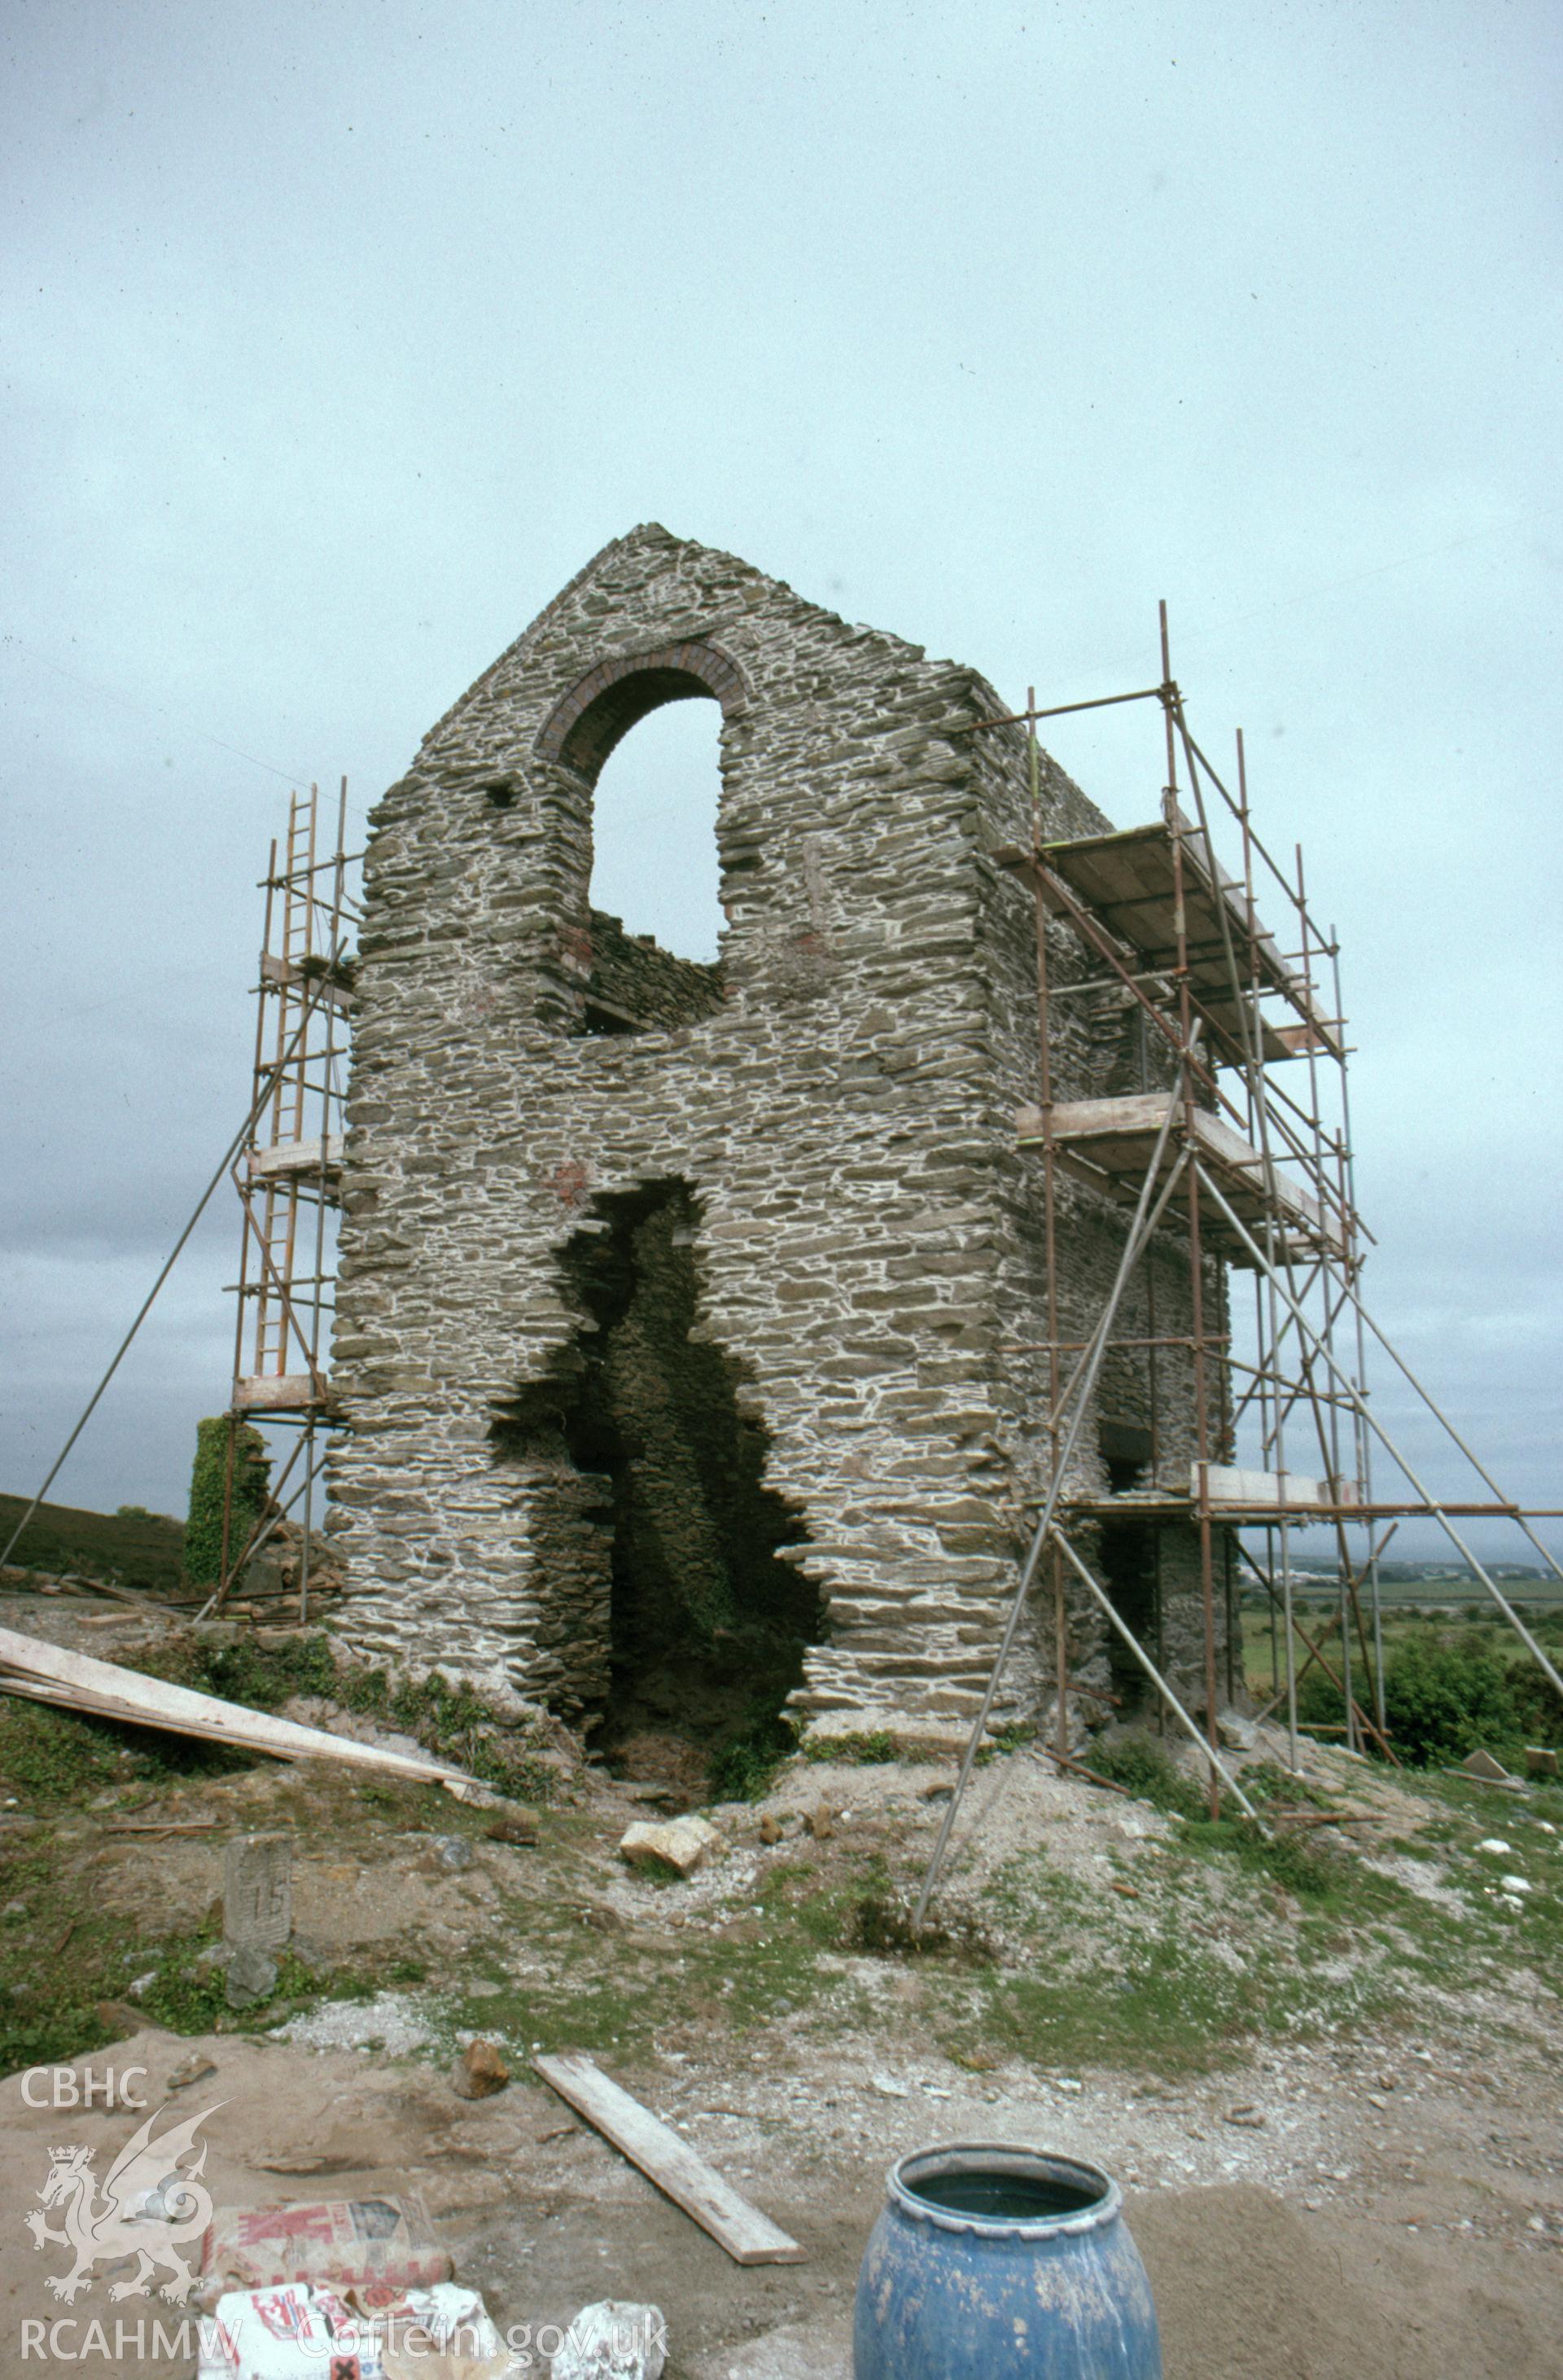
left=0, top=1624, right=474, bottom=1791
left=533, top=2051, right=806, bottom=2266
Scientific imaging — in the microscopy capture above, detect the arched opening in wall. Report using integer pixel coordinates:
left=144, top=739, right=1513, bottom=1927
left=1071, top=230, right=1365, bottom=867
left=583, top=701, right=725, bottom=1032
left=492, top=1180, right=825, bottom=1804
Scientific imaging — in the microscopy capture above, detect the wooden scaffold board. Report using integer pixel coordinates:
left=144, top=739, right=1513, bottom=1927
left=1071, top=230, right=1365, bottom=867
left=534, top=2051, right=806, bottom=2266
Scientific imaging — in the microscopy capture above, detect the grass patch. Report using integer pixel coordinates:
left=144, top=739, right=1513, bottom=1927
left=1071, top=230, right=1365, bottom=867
left=328, top=1659, right=558, bottom=1803
left=0, top=1492, right=185, bottom=1595
left=1085, top=1736, right=1206, bottom=1821
left=1178, top=1814, right=1337, bottom=1901
left=847, top=1888, right=994, bottom=1964
left=802, top=1730, right=900, bottom=1765
left=1241, top=1760, right=1329, bottom=1811
left=436, top=1847, right=898, bottom=2067
left=0, top=1694, right=248, bottom=1805
left=1078, top=1743, right=1335, bottom=1896
left=137, top=1941, right=322, bottom=2035
left=975, top=1720, right=1035, bottom=1767
left=707, top=1712, right=799, bottom=1803
left=957, top=1817, right=1441, bottom=2075
left=0, top=1796, right=450, bottom=2078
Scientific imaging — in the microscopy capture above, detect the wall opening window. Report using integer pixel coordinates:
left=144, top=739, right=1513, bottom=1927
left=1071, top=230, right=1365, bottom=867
left=1098, top=1418, right=1153, bottom=1495
left=580, top=700, right=726, bottom=1034
left=1095, top=1418, right=1157, bottom=1711
left=590, top=697, right=725, bottom=963
left=539, top=642, right=743, bottom=1035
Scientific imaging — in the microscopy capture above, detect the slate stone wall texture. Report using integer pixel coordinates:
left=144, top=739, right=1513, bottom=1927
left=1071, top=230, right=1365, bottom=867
left=326, top=526, right=1232, bottom=1738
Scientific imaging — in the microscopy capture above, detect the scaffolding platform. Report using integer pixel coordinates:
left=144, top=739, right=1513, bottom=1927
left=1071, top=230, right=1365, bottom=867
left=1061, top=1467, right=1355, bottom=1520
left=1016, top=1090, right=1348, bottom=1261
left=260, top=950, right=357, bottom=1015
left=914, top=620, right=1561, bottom=1933
left=999, top=813, right=1343, bottom=1066
left=1197, top=1462, right=1356, bottom=1511
left=247, top=1133, right=343, bottom=1186
left=1067, top=1488, right=1557, bottom=1523
left=232, top=1371, right=333, bottom=1415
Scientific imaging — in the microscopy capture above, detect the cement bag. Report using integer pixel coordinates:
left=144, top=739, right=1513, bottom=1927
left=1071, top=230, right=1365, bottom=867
left=197, top=2284, right=384, bottom=2380
left=199, top=2282, right=517, bottom=2380
left=200, top=2194, right=453, bottom=2304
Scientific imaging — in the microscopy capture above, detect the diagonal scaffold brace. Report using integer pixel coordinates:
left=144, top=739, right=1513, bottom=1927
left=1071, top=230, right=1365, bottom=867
left=1189, top=1160, right=1563, bottom=1706
left=1045, top=1527, right=1258, bottom=1817
left=0, top=979, right=339, bottom=1579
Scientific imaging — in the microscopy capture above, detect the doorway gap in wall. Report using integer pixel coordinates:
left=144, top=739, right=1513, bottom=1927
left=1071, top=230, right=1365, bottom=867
left=492, top=1179, right=825, bottom=1804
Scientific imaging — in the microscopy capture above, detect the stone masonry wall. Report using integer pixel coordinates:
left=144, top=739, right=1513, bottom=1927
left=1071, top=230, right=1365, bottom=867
left=585, top=909, right=721, bottom=1031
left=325, top=526, right=1232, bottom=1738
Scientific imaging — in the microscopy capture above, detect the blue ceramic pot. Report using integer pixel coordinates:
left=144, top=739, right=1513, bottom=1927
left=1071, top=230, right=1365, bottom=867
left=853, top=2142, right=1162, bottom=2380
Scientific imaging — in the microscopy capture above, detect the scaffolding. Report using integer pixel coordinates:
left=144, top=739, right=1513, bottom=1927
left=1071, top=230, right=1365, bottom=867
left=917, top=611, right=1563, bottom=1919
left=214, top=781, right=359, bottom=1619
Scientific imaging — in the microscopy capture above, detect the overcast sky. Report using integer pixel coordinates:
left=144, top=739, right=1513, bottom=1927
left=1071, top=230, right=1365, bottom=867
left=2, top=1, right=1558, bottom=1567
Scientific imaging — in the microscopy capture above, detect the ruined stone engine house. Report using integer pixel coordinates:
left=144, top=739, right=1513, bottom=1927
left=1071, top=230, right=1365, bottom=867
left=325, top=528, right=1232, bottom=1758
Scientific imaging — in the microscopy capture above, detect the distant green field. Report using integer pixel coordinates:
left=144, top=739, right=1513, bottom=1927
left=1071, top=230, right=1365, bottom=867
left=0, top=1493, right=186, bottom=1595
left=1243, top=1571, right=1561, bottom=1611
left=1239, top=1597, right=1563, bottom=1701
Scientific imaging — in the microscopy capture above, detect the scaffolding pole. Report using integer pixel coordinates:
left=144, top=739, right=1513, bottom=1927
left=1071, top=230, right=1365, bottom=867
left=217, top=780, right=356, bottom=1620
left=913, top=1085, right=1198, bottom=1931
left=1191, top=1161, right=1563, bottom=1704
left=909, top=613, right=1560, bottom=1941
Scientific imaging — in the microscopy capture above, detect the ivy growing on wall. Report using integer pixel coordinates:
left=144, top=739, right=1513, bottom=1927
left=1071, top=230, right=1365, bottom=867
left=183, top=1416, right=271, bottom=1586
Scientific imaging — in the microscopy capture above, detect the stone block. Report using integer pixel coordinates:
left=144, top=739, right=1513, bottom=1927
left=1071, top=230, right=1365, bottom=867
left=618, top=1817, right=721, bottom=1878
left=224, top=1834, right=292, bottom=1954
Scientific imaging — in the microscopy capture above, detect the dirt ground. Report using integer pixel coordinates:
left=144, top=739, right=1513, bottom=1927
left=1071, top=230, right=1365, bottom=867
left=1, top=2023, right=1559, bottom=2378
left=0, top=1596, right=1559, bottom=2375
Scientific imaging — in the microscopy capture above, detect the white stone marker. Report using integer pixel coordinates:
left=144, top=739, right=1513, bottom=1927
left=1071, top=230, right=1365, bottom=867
left=224, top=1833, right=293, bottom=1951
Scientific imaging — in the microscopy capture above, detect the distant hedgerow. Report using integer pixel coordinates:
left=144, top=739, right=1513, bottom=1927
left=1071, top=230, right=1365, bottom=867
left=1296, top=1627, right=1562, bottom=1767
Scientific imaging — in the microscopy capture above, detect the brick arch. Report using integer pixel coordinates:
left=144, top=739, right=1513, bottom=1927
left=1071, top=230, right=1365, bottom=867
left=536, top=639, right=748, bottom=779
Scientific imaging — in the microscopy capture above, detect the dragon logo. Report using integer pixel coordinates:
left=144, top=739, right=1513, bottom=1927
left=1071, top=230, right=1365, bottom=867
left=24, top=2099, right=224, bottom=2303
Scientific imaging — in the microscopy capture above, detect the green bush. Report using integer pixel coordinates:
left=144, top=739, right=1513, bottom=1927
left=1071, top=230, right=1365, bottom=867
left=1294, top=1660, right=1363, bottom=1736
left=183, top=1417, right=270, bottom=1586
left=1296, top=1628, right=1556, bottom=1768
left=1291, top=1615, right=1563, bottom=1768
left=1505, top=1646, right=1563, bottom=1750
left=1381, top=1631, right=1528, bottom=1765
